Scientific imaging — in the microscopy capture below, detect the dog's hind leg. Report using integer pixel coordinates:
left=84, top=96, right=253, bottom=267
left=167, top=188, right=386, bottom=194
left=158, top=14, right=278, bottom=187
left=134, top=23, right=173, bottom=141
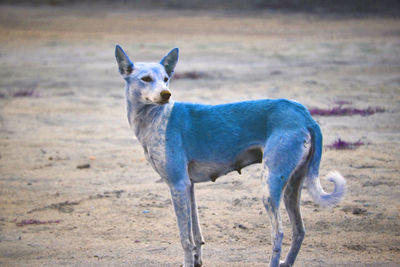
left=170, top=178, right=195, bottom=267
left=262, top=177, right=284, bottom=267
left=262, top=130, right=310, bottom=267
left=190, top=183, right=205, bottom=267
left=280, top=156, right=309, bottom=267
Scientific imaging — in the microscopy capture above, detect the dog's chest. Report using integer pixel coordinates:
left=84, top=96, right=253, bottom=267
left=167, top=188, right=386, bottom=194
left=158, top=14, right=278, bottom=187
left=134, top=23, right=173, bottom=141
left=136, top=103, right=174, bottom=178
left=142, top=130, right=167, bottom=178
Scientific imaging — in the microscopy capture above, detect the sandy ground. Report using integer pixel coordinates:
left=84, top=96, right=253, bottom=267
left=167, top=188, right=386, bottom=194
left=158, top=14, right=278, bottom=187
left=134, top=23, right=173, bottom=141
left=0, top=5, right=399, bottom=267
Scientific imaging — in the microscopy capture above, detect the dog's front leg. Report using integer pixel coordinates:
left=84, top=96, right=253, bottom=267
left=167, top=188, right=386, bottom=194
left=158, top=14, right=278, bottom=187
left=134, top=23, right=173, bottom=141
left=190, top=183, right=204, bottom=267
left=170, top=180, right=195, bottom=267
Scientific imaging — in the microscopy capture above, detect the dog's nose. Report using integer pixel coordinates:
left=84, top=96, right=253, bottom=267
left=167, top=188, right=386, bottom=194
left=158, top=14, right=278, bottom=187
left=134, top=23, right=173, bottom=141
left=160, top=90, right=171, bottom=101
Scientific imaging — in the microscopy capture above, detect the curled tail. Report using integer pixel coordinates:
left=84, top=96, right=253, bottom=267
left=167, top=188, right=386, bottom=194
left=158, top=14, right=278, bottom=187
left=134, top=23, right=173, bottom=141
left=306, top=124, right=346, bottom=207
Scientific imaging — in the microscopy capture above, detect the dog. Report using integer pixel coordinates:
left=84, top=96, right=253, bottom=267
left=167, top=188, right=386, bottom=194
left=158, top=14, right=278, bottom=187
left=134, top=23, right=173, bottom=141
left=115, top=45, right=346, bottom=267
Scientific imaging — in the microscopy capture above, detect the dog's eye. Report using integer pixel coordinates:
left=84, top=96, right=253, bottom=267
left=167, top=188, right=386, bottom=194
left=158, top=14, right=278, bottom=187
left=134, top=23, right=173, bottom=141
left=141, top=76, right=152, bottom=83
left=164, top=77, right=169, bottom=83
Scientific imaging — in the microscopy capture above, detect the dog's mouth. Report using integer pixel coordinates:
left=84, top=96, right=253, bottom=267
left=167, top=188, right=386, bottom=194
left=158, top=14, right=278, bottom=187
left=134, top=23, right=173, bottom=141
left=156, top=100, right=170, bottom=105
left=144, top=97, right=169, bottom=105
left=144, top=93, right=171, bottom=105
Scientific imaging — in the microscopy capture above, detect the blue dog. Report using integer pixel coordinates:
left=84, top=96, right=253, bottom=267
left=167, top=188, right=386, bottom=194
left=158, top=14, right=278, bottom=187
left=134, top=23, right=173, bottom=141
left=115, top=45, right=346, bottom=267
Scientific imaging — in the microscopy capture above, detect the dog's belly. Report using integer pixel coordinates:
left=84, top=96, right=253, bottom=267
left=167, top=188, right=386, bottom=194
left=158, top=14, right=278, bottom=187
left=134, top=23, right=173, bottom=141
left=188, top=146, right=263, bottom=183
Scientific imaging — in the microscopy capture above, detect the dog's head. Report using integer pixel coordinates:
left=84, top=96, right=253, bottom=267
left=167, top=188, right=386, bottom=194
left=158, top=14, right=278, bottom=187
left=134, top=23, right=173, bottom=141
left=115, top=45, right=178, bottom=105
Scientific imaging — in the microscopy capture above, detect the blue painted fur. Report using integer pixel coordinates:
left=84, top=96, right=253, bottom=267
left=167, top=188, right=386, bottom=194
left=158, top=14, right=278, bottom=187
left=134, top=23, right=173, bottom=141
left=115, top=45, right=346, bottom=267
left=166, top=100, right=312, bottom=183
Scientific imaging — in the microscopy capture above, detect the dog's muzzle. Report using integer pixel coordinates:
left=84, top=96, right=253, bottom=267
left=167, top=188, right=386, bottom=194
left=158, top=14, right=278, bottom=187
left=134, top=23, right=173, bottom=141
left=160, top=90, right=171, bottom=102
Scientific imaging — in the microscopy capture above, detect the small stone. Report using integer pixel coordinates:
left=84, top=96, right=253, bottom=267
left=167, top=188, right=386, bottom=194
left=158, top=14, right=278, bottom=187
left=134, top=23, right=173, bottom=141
left=77, top=164, right=90, bottom=169
left=352, top=207, right=367, bottom=215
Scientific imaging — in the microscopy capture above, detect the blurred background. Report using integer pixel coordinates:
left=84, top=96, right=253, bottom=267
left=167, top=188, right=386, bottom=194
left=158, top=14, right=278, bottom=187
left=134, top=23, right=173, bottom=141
left=1, top=0, right=400, bottom=14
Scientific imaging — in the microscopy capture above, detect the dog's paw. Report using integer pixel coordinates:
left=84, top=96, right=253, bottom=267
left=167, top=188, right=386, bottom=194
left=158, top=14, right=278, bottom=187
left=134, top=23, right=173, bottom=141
left=194, top=254, right=202, bottom=267
left=279, top=261, right=292, bottom=267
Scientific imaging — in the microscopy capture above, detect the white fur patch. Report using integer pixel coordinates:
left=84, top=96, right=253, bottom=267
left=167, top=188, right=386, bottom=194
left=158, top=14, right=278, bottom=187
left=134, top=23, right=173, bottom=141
left=139, top=102, right=175, bottom=179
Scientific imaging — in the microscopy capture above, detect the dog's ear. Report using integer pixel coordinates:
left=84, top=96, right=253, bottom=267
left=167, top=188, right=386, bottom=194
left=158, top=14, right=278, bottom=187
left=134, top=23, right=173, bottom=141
left=160, top=48, right=179, bottom=77
left=115, top=45, right=134, bottom=76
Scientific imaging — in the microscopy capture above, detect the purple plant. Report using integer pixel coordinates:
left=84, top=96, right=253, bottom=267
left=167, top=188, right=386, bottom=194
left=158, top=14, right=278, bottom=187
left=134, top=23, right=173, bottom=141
left=13, top=88, right=38, bottom=97
left=327, top=138, right=364, bottom=150
left=16, top=219, right=61, bottom=227
left=173, top=71, right=206, bottom=80
left=309, top=106, right=384, bottom=116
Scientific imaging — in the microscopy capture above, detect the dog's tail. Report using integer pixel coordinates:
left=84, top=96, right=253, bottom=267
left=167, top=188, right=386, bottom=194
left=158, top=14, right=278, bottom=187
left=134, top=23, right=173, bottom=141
left=305, top=123, right=346, bottom=207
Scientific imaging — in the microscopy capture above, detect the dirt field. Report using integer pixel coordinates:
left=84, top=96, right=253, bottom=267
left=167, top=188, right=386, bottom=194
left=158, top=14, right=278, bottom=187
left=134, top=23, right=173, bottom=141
left=0, top=5, right=399, bottom=267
